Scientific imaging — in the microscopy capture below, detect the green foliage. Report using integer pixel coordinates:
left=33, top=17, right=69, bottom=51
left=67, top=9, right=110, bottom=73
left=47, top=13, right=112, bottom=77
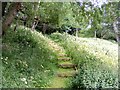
left=2, top=26, right=58, bottom=88
left=9, top=1, right=119, bottom=38
left=49, top=33, right=118, bottom=88
left=78, top=29, right=95, bottom=37
left=4, top=1, right=119, bottom=38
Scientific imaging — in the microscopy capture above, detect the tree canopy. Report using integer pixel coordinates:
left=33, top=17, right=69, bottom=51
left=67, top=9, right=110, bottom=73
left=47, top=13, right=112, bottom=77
left=2, top=1, right=120, bottom=42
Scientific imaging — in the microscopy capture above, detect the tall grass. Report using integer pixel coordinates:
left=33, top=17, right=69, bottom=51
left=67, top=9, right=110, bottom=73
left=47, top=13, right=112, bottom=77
left=2, top=26, right=58, bottom=88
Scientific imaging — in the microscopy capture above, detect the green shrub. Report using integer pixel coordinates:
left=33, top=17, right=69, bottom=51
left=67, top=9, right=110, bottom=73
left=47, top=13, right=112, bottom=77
left=69, top=51, right=118, bottom=88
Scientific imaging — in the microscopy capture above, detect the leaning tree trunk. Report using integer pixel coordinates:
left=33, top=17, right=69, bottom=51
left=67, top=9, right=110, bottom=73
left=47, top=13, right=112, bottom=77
left=113, top=21, right=120, bottom=43
left=2, top=2, right=21, bottom=35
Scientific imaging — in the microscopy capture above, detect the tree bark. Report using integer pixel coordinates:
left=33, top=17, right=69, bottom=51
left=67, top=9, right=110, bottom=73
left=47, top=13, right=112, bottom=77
left=94, top=30, right=97, bottom=38
left=31, top=2, right=40, bottom=30
left=113, top=21, right=120, bottom=43
left=31, top=19, right=39, bottom=31
left=75, top=29, right=78, bottom=37
left=2, top=2, right=21, bottom=35
left=42, top=23, right=47, bottom=34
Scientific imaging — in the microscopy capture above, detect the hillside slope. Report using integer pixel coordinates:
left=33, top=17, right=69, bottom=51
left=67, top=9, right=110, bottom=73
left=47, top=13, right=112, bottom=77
left=49, top=33, right=118, bottom=88
left=2, top=26, right=59, bottom=88
left=2, top=26, right=118, bottom=88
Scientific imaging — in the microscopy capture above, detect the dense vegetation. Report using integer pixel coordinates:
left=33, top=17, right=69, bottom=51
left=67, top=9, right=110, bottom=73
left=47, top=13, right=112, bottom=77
left=50, top=33, right=118, bottom=88
left=1, top=1, right=119, bottom=89
left=2, top=2, right=120, bottom=42
left=2, top=26, right=58, bottom=87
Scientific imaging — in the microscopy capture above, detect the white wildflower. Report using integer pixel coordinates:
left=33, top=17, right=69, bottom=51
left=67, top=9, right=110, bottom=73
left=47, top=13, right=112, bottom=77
left=30, top=76, right=34, bottom=79
left=5, top=57, right=8, bottom=61
left=21, top=78, right=26, bottom=82
left=41, top=65, right=44, bottom=68
left=1, top=57, right=3, bottom=60
left=25, top=81, right=27, bottom=84
left=21, top=78, right=27, bottom=84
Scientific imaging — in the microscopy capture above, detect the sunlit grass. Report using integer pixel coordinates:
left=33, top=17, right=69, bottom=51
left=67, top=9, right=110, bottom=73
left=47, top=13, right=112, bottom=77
left=49, top=33, right=118, bottom=88
left=47, top=77, right=70, bottom=88
left=2, top=26, right=58, bottom=88
left=2, top=26, right=118, bottom=88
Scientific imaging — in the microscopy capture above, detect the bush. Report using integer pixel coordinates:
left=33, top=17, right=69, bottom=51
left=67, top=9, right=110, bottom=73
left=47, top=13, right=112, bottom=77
left=70, top=51, right=118, bottom=88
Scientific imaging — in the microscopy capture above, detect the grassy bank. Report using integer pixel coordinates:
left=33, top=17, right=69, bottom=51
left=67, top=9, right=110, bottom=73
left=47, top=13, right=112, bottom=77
left=2, top=26, right=58, bottom=88
left=49, top=33, right=118, bottom=88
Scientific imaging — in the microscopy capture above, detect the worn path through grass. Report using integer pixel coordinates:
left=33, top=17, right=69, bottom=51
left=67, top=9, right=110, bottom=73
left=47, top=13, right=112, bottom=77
left=46, top=40, right=78, bottom=88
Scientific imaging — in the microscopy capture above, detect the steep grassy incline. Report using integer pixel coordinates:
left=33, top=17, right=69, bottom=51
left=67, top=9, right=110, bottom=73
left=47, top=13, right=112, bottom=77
left=49, top=33, right=118, bottom=88
left=2, top=26, right=78, bottom=88
left=2, top=26, right=59, bottom=88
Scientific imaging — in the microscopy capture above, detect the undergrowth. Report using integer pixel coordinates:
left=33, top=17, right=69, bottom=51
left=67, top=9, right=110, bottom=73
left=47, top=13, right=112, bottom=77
left=49, top=33, right=118, bottom=88
left=2, top=26, right=58, bottom=88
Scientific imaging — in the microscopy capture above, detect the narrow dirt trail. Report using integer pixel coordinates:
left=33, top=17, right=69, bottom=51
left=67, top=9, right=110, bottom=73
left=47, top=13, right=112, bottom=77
left=46, top=40, right=78, bottom=88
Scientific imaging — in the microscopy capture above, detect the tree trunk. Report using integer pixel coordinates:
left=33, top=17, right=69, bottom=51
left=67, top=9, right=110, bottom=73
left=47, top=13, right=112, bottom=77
left=32, top=22, right=36, bottom=31
left=42, top=23, right=47, bottom=34
left=113, top=21, right=120, bottom=43
left=2, top=2, right=21, bottom=35
left=31, top=2, right=40, bottom=30
left=31, top=20, right=38, bottom=31
left=94, top=30, right=97, bottom=38
left=75, top=29, right=78, bottom=37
